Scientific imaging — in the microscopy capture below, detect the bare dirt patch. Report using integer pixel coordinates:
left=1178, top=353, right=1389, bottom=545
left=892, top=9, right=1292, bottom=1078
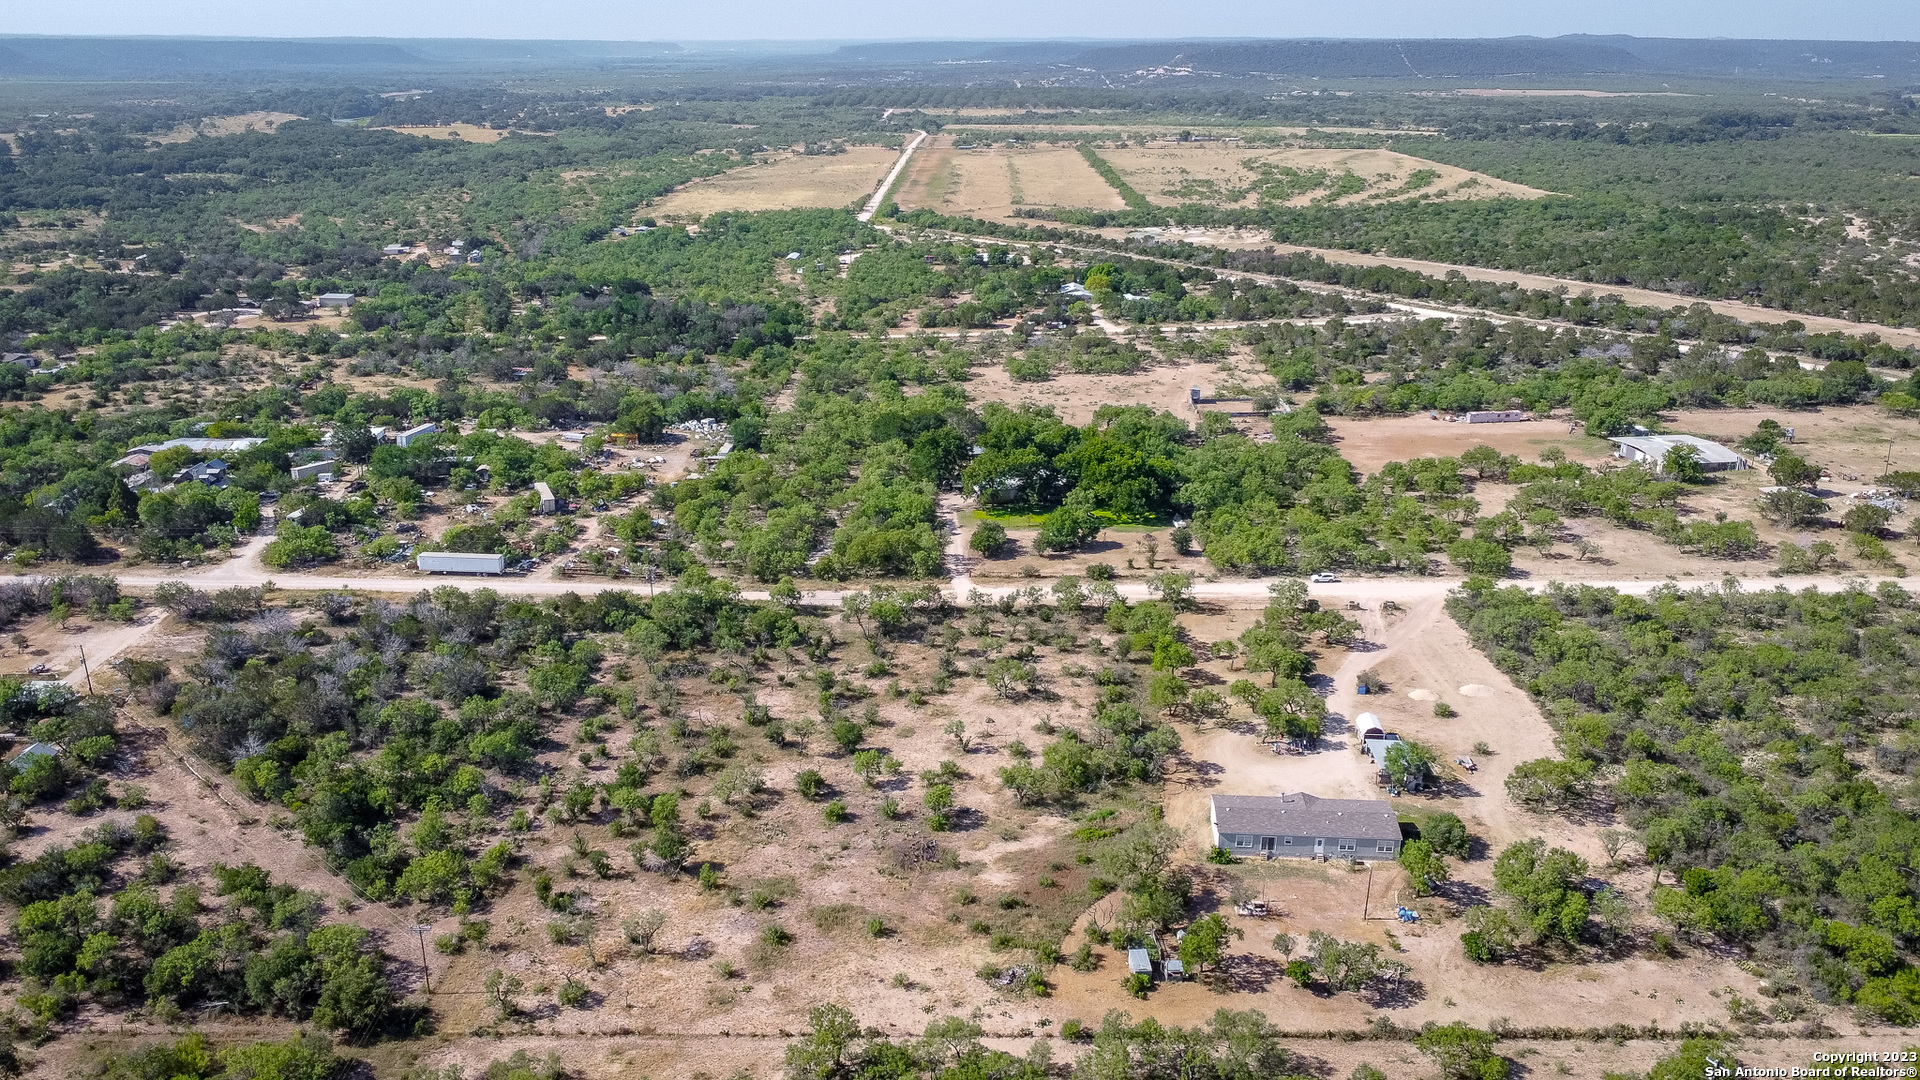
left=649, top=148, right=900, bottom=217
left=964, top=352, right=1234, bottom=427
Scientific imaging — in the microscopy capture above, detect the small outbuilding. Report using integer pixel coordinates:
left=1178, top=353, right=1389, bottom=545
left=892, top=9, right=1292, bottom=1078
left=290, top=460, right=336, bottom=482
left=417, top=552, right=506, bottom=575
left=314, top=293, right=356, bottom=309
left=1127, top=948, right=1153, bottom=976
left=533, top=482, right=556, bottom=514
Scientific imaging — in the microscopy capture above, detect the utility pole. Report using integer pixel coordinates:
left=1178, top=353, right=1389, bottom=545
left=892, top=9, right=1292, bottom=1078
left=77, top=644, right=93, bottom=696
left=1361, top=862, right=1374, bottom=920
left=408, top=925, right=433, bottom=994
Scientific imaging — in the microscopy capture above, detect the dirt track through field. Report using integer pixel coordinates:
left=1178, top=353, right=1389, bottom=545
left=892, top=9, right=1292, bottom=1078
left=1094, top=227, right=1920, bottom=349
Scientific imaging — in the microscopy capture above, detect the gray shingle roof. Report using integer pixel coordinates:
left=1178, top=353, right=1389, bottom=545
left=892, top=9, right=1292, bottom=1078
left=1211, top=793, right=1399, bottom=841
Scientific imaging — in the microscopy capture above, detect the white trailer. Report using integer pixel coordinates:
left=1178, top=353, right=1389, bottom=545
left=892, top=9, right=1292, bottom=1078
left=533, top=482, right=556, bottom=513
left=417, top=552, right=506, bottom=575
left=1462, top=410, right=1529, bottom=424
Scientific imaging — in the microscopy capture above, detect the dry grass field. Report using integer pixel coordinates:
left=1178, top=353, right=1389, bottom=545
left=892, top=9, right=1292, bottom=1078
left=648, top=147, right=901, bottom=217
left=894, top=139, right=1126, bottom=220
left=152, top=111, right=302, bottom=142
left=1103, top=145, right=1551, bottom=207
left=377, top=124, right=524, bottom=143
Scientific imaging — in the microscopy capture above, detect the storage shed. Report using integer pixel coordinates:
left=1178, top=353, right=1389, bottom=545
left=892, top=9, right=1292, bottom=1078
left=417, top=552, right=506, bottom=575
left=290, top=460, right=335, bottom=482
left=1127, top=948, right=1153, bottom=976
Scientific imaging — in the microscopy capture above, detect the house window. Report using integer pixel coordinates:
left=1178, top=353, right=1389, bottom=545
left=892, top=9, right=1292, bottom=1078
left=1337, top=839, right=1356, bottom=852
left=1233, top=836, right=1252, bottom=848
left=1281, top=836, right=1293, bottom=845
left=1376, top=841, right=1394, bottom=853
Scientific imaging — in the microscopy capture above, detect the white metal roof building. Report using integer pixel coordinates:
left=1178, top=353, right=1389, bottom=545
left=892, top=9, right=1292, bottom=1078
left=1609, top=434, right=1747, bottom=472
left=417, top=552, right=506, bottom=575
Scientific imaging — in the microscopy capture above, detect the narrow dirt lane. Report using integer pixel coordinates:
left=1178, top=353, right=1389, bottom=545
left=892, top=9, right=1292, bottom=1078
left=857, top=130, right=927, bottom=223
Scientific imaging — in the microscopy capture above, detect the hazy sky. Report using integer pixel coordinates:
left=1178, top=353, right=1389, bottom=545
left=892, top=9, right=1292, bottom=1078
left=1, top=0, right=1916, bottom=42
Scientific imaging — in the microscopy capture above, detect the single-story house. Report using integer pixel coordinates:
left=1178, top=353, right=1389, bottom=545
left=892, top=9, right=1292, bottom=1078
left=291, top=460, right=336, bottom=482
left=315, top=293, right=356, bottom=309
left=3, top=353, right=38, bottom=369
left=1210, top=792, right=1401, bottom=860
left=1610, top=434, right=1747, bottom=472
left=382, top=244, right=408, bottom=255
left=1060, top=282, right=1094, bottom=301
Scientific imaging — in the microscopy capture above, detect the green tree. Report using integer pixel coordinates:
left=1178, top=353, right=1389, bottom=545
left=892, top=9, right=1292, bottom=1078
left=1447, top=538, right=1511, bottom=577
left=969, top=521, right=1008, bottom=556
left=1414, top=1022, right=1509, bottom=1080
left=1768, top=450, right=1819, bottom=488
left=1492, top=839, right=1591, bottom=944
left=1036, top=492, right=1102, bottom=552
left=1660, top=444, right=1706, bottom=483
left=784, top=1002, right=860, bottom=1080
left=1176, top=912, right=1243, bottom=986
left=1399, top=840, right=1449, bottom=897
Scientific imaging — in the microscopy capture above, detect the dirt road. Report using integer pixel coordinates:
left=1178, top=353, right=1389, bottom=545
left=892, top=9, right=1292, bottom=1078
left=857, top=130, right=927, bottom=223
left=94, top=526, right=1884, bottom=609
left=1084, top=225, right=1920, bottom=349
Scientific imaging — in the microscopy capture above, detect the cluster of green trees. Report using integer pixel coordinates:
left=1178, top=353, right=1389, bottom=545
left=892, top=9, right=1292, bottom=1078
left=166, top=573, right=804, bottom=906
left=1450, top=579, right=1920, bottom=1023
left=783, top=1003, right=1301, bottom=1080
left=2, top=813, right=398, bottom=1040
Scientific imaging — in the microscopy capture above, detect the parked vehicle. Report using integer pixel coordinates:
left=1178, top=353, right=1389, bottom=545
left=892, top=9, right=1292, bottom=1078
left=1234, top=900, right=1269, bottom=917
left=1455, top=756, right=1477, bottom=772
left=1309, top=572, right=1340, bottom=583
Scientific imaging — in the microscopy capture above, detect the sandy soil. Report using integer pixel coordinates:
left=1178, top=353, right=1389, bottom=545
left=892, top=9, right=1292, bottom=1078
left=1324, top=413, right=1611, bottom=476
left=1102, top=146, right=1550, bottom=207
left=963, top=352, right=1234, bottom=427
left=650, top=148, right=901, bottom=217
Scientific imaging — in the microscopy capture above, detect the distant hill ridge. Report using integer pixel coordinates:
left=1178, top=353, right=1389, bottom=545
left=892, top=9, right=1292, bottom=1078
left=0, top=34, right=1914, bottom=80
left=830, top=35, right=1920, bottom=78
left=0, top=36, right=684, bottom=77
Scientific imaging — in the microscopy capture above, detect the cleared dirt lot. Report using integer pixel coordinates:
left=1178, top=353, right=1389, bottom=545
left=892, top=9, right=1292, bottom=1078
left=649, top=148, right=900, bottom=217
left=1103, top=145, right=1550, bottom=207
